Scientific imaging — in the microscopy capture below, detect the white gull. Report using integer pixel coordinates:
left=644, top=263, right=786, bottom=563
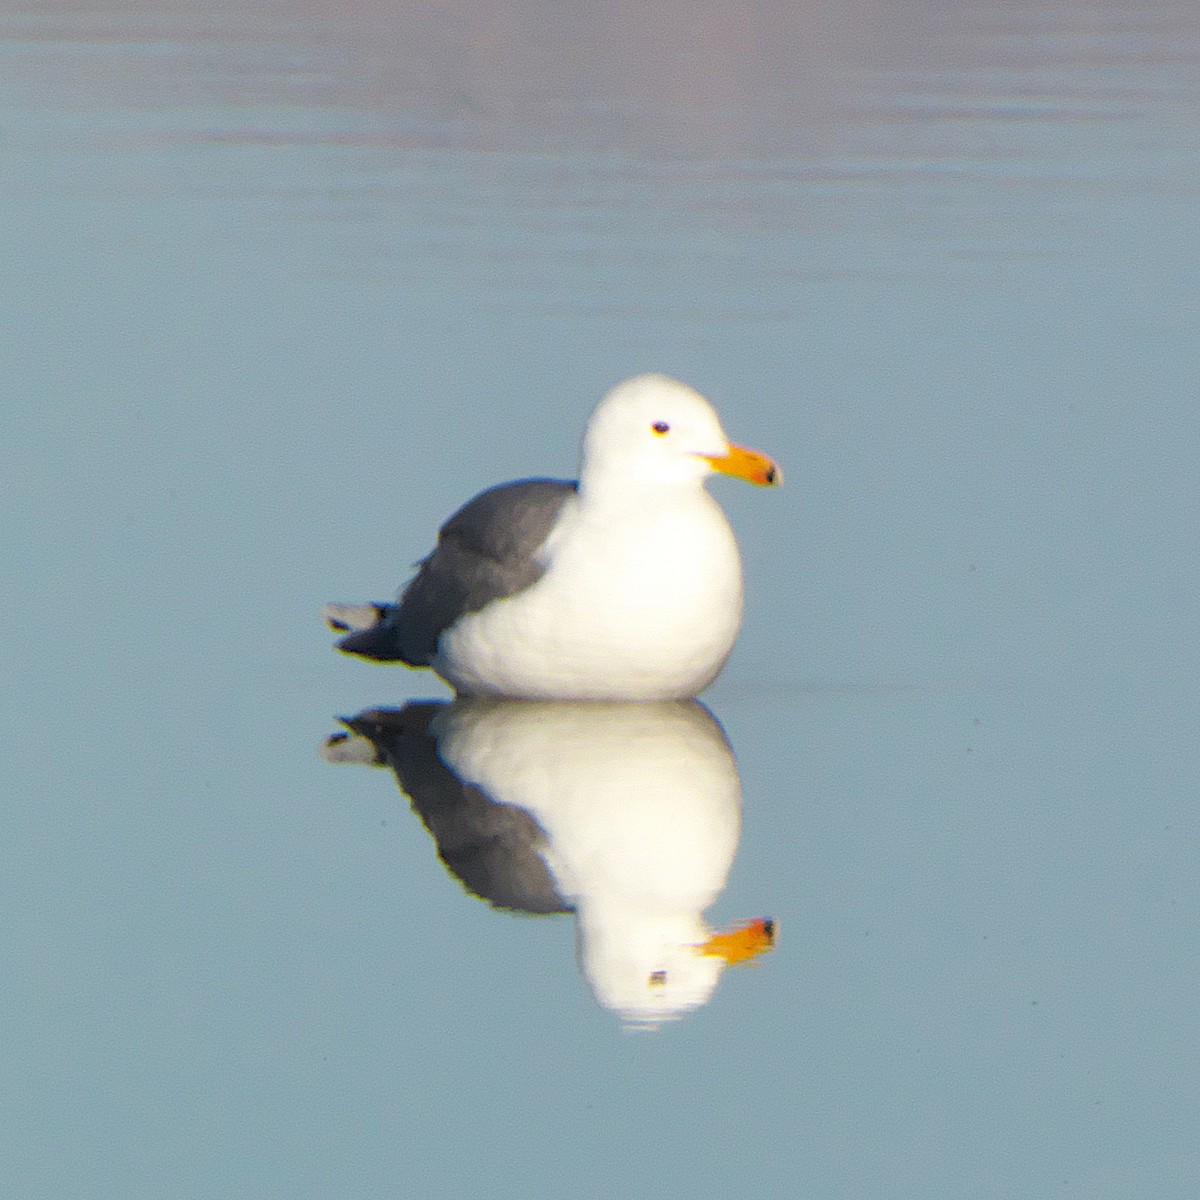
left=325, top=373, right=780, bottom=700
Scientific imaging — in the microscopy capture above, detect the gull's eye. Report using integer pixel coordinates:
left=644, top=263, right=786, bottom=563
left=649, top=970, right=667, bottom=986
left=651, top=421, right=670, bottom=435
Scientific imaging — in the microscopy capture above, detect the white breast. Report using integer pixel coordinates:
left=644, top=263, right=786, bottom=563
left=435, top=491, right=745, bottom=700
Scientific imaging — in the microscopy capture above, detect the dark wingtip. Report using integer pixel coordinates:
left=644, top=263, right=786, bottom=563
left=336, top=626, right=405, bottom=662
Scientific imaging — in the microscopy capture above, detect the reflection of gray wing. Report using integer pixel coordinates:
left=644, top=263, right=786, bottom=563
left=340, top=705, right=570, bottom=915
left=337, top=478, right=577, bottom=664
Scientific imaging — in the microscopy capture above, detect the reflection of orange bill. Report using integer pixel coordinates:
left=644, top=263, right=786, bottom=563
left=702, top=445, right=782, bottom=487
left=700, top=916, right=777, bottom=965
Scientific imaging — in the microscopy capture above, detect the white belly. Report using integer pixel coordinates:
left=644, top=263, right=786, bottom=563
left=434, top=493, right=745, bottom=700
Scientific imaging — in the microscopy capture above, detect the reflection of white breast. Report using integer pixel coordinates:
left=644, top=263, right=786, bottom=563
left=432, top=699, right=743, bottom=1025
left=436, top=493, right=744, bottom=701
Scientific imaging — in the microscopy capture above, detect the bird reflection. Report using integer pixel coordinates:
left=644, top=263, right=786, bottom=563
left=323, top=698, right=774, bottom=1027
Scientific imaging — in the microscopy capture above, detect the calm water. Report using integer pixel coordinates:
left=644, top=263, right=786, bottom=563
left=3, top=1, right=1199, bottom=1196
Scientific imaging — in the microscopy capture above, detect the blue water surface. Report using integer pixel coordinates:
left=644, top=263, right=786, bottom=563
left=2, top=2, right=1198, bottom=1197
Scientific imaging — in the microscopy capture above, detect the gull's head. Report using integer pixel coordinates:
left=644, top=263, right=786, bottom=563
left=579, top=374, right=780, bottom=495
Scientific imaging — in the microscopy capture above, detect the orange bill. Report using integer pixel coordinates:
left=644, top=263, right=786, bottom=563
left=698, top=917, right=777, bottom=966
left=701, top=444, right=781, bottom=487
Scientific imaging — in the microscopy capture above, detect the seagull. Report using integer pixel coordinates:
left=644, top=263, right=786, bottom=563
left=325, top=373, right=780, bottom=700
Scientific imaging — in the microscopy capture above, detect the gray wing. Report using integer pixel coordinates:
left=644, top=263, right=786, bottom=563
left=336, top=478, right=577, bottom=665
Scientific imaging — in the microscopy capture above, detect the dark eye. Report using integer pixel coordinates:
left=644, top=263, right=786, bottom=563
left=649, top=970, right=667, bottom=986
left=651, top=421, right=670, bottom=435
